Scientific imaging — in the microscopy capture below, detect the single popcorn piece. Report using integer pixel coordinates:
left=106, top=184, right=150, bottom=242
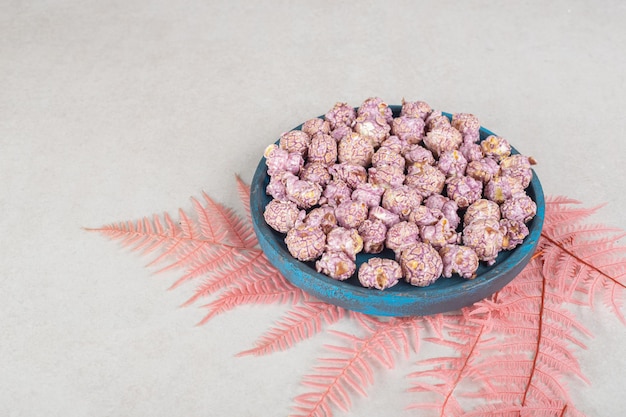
left=451, top=113, right=481, bottom=144
left=500, top=218, right=530, bottom=250
left=423, top=125, right=463, bottom=157
left=424, top=194, right=461, bottom=229
left=330, top=124, right=352, bottom=142
left=302, top=118, right=330, bottom=137
left=266, top=171, right=296, bottom=201
left=263, top=199, right=302, bottom=233
left=405, top=162, right=446, bottom=198
left=325, top=227, right=364, bottom=260
left=408, top=205, right=442, bottom=227
left=462, top=219, right=504, bottom=265
left=354, top=116, right=391, bottom=148
left=357, top=97, right=394, bottom=124
left=381, top=185, right=423, bottom=221
left=425, top=111, right=451, bottom=131
left=459, top=142, right=483, bottom=162
left=484, top=175, right=525, bottom=203
left=334, top=200, right=369, bottom=229
left=404, top=144, right=436, bottom=165
left=371, top=146, right=406, bottom=170
left=367, top=164, right=405, bottom=189
left=320, top=179, right=353, bottom=207
left=358, top=258, right=402, bottom=290
left=264, top=144, right=304, bottom=176
left=400, top=99, right=432, bottom=120
left=400, top=243, right=444, bottom=287
left=391, top=116, right=425, bottom=144
left=329, top=163, right=368, bottom=189
left=285, top=224, right=326, bottom=261
left=351, top=183, right=385, bottom=208
left=501, top=194, right=537, bottom=223
left=338, top=132, right=374, bottom=167
left=279, top=130, right=311, bottom=157
left=358, top=219, right=388, bottom=253
left=481, top=135, right=511, bottom=161
left=465, top=157, right=501, bottom=183
left=299, top=162, right=331, bottom=187
left=325, top=102, right=357, bottom=129
left=499, top=154, right=536, bottom=188
left=445, top=175, right=483, bottom=208
left=420, top=216, right=459, bottom=248
left=379, top=135, right=410, bottom=155
left=464, top=199, right=501, bottom=225
left=316, top=250, right=356, bottom=281
left=285, top=176, right=322, bottom=209
left=308, top=133, right=338, bottom=166
left=368, top=205, right=401, bottom=228
left=386, top=221, right=421, bottom=258
left=439, top=245, right=480, bottom=279
left=437, top=149, right=468, bottom=177
left=299, top=205, right=337, bottom=234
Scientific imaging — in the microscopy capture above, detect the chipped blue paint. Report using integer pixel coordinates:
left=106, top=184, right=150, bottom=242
left=250, top=106, right=545, bottom=317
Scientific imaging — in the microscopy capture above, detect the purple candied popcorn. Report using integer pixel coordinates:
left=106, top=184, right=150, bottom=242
left=464, top=199, right=501, bottom=225
left=368, top=205, right=401, bottom=228
left=351, top=183, right=385, bottom=208
left=371, top=146, right=406, bottom=170
left=358, top=219, right=388, bottom=254
left=408, top=205, right=442, bottom=227
left=386, top=221, right=421, bottom=259
left=499, top=154, right=536, bottom=188
left=279, top=130, right=311, bottom=157
left=308, top=133, right=338, bottom=166
left=404, top=144, right=436, bottom=165
left=500, top=218, right=530, bottom=250
left=334, top=200, right=369, bottom=229
left=500, top=194, right=537, bottom=223
left=330, top=124, right=352, bottom=143
left=381, top=185, right=423, bottom=220
left=458, top=142, right=483, bottom=163
left=266, top=171, right=297, bottom=201
left=391, top=116, right=425, bottom=144
left=302, top=118, right=330, bottom=137
left=316, top=250, right=356, bottom=281
left=264, top=144, right=304, bottom=176
left=379, top=135, right=410, bottom=155
left=326, top=227, right=364, bottom=260
left=263, top=199, right=302, bottom=233
left=400, top=99, right=432, bottom=120
left=299, top=162, right=331, bottom=187
left=285, top=224, right=326, bottom=261
left=353, top=116, right=391, bottom=148
left=445, top=175, right=483, bottom=208
left=424, top=194, right=460, bottom=229
left=462, top=219, right=504, bottom=265
left=481, top=135, right=511, bottom=161
left=400, top=242, right=444, bottom=287
left=358, top=257, right=402, bottom=290
left=320, top=179, right=353, bottom=207
left=367, top=164, right=406, bottom=189
left=425, top=111, right=451, bottom=131
left=451, top=113, right=481, bottom=144
left=329, top=163, right=367, bottom=189
left=337, top=132, right=374, bottom=167
left=465, top=157, right=500, bottom=183
left=439, top=245, right=480, bottom=279
left=420, top=216, right=459, bottom=248
left=437, top=149, right=468, bottom=177
left=357, top=97, right=394, bottom=124
left=484, top=175, right=525, bottom=204
left=284, top=176, right=322, bottom=209
left=325, top=102, right=357, bottom=129
left=299, top=205, right=337, bottom=234
left=405, top=162, right=446, bottom=198
left=423, top=125, right=463, bottom=157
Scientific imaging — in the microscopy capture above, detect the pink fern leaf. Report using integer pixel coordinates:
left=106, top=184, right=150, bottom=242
left=291, top=316, right=425, bottom=417
left=237, top=302, right=346, bottom=357
left=201, top=191, right=256, bottom=249
left=235, top=174, right=258, bottom=245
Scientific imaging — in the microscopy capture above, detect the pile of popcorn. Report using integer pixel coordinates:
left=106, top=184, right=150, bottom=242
left=262, top=97, right=537, bottom=290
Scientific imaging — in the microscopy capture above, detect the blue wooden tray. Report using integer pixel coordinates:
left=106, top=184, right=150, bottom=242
left=250, top=106, right=545, bottom=317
